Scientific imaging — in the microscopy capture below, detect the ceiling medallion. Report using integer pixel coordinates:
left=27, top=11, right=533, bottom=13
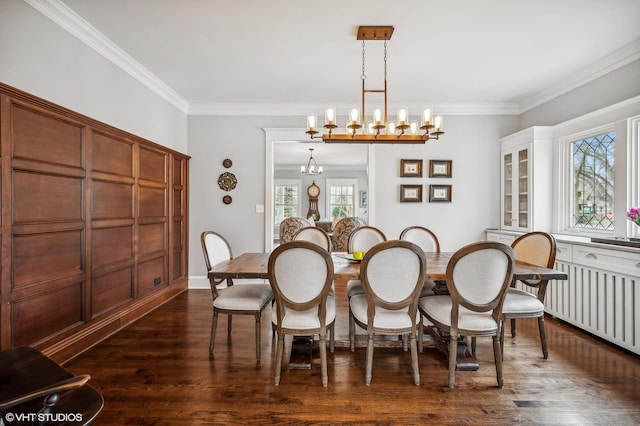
left=217, top=172, right=237, bottom=191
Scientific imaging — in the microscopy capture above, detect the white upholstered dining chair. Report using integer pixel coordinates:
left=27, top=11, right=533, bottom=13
left=348, top=240, right=426, bottom=386
left=501, top=231, right=557, bottom=359
left=201, top=231, right=273, bottom=362
left=268, top=241, right=336, bottom=387
left=345, top=226, right=387, bottom=300
left=419, top=241, right=514, bottom=388
left=293, top=226, right=332, bottom=251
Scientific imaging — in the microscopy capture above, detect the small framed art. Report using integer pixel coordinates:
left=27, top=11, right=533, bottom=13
left=400, top=185, right=423, bottom=202
left=400, top=159, right=423, bottom=177
left=429, top=184, right=452, bottom=202
left=360, top=190, right=368, bottom=208
left=429, top=160, right=452, bottom=178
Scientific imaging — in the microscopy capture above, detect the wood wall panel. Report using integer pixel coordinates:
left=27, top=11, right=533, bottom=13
left=11, top=103, right=83, bottom=169
left=92, top=267, right=133, bottom=317
left=13, top=172, right=83, bottom=223
left=11, top=283, right=83, bottom=347
left=92, top=180, right=133, bottom=219
left=12, top=231, right=83, bottom=289
left=92, top=226, right=133, bottom=268
left=139, top=146, right=166, bottom=183
left=139, top=186, right=165, bottom=217
left=92, top=131, right=133, bottom=177
left=138, top=257, right=166, bottom=295
left=0, top=82, right=189, bottom=362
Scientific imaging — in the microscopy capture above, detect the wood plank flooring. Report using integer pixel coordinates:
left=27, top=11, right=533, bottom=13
left=64, top=289, right=640, bottom=425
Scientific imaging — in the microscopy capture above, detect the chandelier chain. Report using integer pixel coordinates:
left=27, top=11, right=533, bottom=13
left=361, top=40, right=366, bottom=81
left=384, top=39, right=387, bottom=80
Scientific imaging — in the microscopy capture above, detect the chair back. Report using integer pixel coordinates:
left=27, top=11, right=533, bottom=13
left=279, top=217, right=313, bottom=244
left=348, top=226, right=386, bottom=253
left=360, top=240, right=426, bottom=314
left=512, top=231, right=556, bottom=273
left=201, top=231, right=233, bottom=288
left=268, top=241, right=334, bottom=324
left=332, top=217, right=363, bottom=251
left=399, top=226, right=440, bottom=253
left=446, top=241, right=514, bottom=323
left=293, top=227, right=332, bottom=251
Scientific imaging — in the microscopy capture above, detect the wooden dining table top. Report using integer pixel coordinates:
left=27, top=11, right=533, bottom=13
left=207, top=251, right=568, bottom=282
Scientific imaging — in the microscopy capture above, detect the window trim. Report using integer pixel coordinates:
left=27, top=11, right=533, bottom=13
left=273, top=179, right=301, bottom=226
left=559, top=124, right=616, bottom=236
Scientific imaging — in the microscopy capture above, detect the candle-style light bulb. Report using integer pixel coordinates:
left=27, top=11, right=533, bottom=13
left=325, top=107, right=335, bottom=125
left=410, top=122, right=417, bottom=134
left=434, top=115, right=443, bottom=130
left=423, top=108, right=432, bottom=125
left=350, top=108, right=359, bottom=124
left=374, top=109, right=382, bottom=125
left=307, top=115, right=316, bottom=131
left=398, top=108, right=408, bottom=125
left=388, top=122, right=396, bottom=134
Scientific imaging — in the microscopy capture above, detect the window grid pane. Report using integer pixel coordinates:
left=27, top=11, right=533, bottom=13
left=571, top=131, right=615, bottom=230
left=330, top=185, right=354, bottom=219
left=274, top=184, right=298, bottom=225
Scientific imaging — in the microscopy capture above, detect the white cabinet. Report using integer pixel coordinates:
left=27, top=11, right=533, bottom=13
left=500, top=126, right=553, bottom=232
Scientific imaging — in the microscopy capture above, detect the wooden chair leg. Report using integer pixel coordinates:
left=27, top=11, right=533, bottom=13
left=510, top=318, right=516, bottom=338
left=365, top=333, right=374, bottom=386
left=409, top=332, right=420, bottom=386
left=493, top=334, right=504, bottom=388
left=500, top=317, right=506, bottom=360
left=228, top=315, right=233, bottom=335
left=274, top=333, right=284, bottom=386
left=418, top=316, right=424, bottom=353
left=319, top=333, right=328, bottom=387
left=448, top=332, right=458, bottom=388
left=255, top=313, right=261, bottom=363
left=538, top=315, right=549, bottom=359
left=209, top=311, right=219, bottom=355
left=349, top=309, right=356, bottom=352
left=402, top=335, right=408, bottom=352
left=330, top=324, right=335, bottom=353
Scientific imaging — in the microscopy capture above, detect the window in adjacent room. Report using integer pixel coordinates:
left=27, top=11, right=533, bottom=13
left=326, top=179, right=356, bottom=221
left=569, top=130, right=615, bottom=230
left=274, top=180, right=300, bottom=226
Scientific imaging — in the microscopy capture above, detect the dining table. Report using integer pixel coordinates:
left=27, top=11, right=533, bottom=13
left=207, top=251, right=568, bottom=369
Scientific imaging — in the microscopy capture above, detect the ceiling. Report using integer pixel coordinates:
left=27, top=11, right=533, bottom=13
left=29, top=0, right=640, bottom=166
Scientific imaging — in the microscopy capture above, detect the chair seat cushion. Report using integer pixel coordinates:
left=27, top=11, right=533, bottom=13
left=346, top=280, right=363, bottom=298
left=271, top=296, right=336, bottom=330
left=350, top=294, right=419, bottom=331
left=214, top=284, right=273, bottom=311
left=419, top=295, right=498, bottom=333
left=502, top=288, right=545, bottom=316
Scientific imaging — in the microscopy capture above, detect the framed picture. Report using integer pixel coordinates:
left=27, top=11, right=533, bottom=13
left=429, top=160, right=453, bottom=178
left=360, top=190, right=368, bottom=208
left=400, top=159, right=423, bottom=177
left=400, top=185, right=423, bottom=202
left=429, top=184, right=452, bottom=202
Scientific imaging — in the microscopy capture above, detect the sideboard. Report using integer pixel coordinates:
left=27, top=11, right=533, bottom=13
left=0, top=83, right=189, bottom=363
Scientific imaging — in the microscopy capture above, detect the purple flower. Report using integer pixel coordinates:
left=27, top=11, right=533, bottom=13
left=626, top=207, right=640, bottom=225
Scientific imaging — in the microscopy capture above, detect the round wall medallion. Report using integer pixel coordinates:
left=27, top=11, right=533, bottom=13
left=217, top=172, right=237, bottom=191
left=223, top=158, right=233, bottom=168
left=223, top=195, right=232, bottom=204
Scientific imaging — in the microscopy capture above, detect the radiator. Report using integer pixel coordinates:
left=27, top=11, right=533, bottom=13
left=534, top=260, right=639, bottom=355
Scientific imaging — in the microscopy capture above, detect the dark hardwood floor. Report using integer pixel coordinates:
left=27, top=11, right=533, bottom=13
left=64, top=289, right=640, bottom=425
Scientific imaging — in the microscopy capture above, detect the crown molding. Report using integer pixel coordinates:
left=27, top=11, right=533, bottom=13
left=25, top=0, right=190, bottom=114
left=518, top=39, right=640, bottom=114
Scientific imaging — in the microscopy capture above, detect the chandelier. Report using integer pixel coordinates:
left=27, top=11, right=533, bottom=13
left=301, top=148, right=323, bottom=175
left=306, top=26, right=444, bottom=144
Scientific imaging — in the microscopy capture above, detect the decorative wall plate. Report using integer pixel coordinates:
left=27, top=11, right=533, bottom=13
left=223, top=195, right=232, bottom=204
left=217, top=172, right=237, bottom=191
left=223, top=158, right=233, bottom=168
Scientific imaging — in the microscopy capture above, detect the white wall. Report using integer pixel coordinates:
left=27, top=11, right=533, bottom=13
left=0, top=0, right=187, bottom=153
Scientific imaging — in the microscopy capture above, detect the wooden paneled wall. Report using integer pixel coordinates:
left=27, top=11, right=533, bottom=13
left=0, top=83, right=189, bottom=363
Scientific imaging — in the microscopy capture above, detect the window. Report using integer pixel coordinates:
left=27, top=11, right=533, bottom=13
left=274, top=181, right=300, bottom=226
left=326, top=179, right=356, bottom=220
left=569, top=131, right=615, bottom=230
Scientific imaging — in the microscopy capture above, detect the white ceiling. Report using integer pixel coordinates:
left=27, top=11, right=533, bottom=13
left=29, top=0, right=640, bottom=166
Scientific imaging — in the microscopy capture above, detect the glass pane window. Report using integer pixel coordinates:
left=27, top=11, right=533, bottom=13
left=274, top=183, right=299, bottom=225
left=571, top=131, right=615, bottom=230
left=329, top=184, right=355, bottom=220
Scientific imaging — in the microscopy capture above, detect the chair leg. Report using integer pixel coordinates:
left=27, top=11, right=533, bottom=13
left=349, top=309, right=356, bottom=352
left=365, top=333, right=374, bottom=386
left=228, top=315, right=233, bottom=335
left=448, top=332, right=458, bottom=388
left=330, top=324, right=335, bottom=353
left=402, top=335, right=408, bottom=352
left=510, top=318, right=516, bottom=338
left=409, top=332, right=420, bottom=386
left=319, top=333, right=328, bottom=387
left=538, top=315, right=549, bottom=359
left=471, top=336, right=477, bottom=354
left=210, top=311, right=219, bottom=355
left=255, top=313, right=261, bottom=363
left=418, top=316, right=424, bottom=353
left=274, top=333, right=284, bottom=386
left=500, top=317, right=506, bottom=360
left=493, top=334, right=504, bottom=388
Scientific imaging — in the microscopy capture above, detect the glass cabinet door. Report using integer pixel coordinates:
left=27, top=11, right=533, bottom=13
left=517, top=148, right=529, bottom=229
left=503, top=153, right=513, bottom=228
